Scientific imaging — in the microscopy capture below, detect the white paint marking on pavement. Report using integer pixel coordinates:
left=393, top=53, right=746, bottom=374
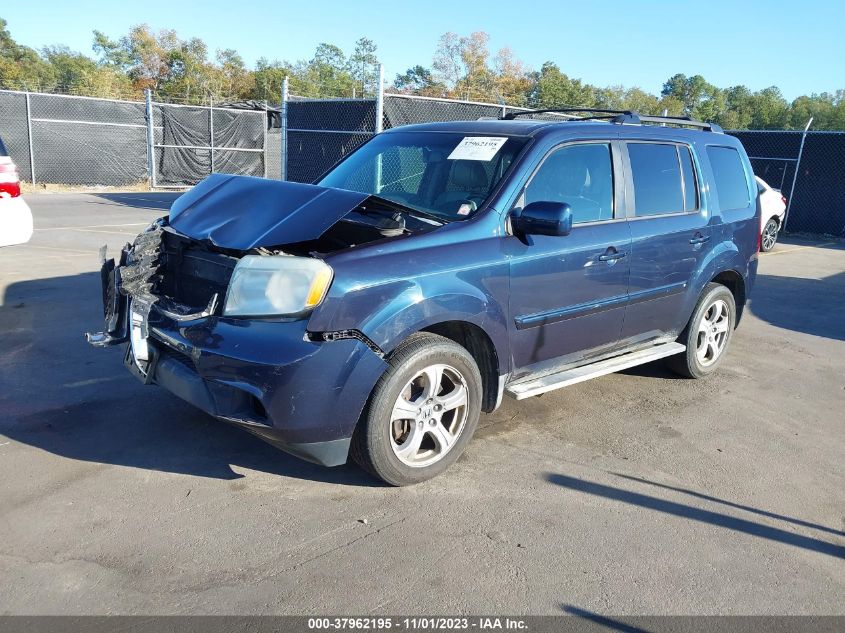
left=63, top=376, right=127, bottom=389
left=24, top=244, right=96, bottom=256
left=763, top=242, right=836, bottom=256
left=34, top=222, right=149, bottom=231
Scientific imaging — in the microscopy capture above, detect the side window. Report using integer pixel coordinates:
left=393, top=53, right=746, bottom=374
left=707, top=146, right=751, bottom=211
left=522, top=143, right=614, bottom=224
left=628, top=142, right=692, bottom=216
left=679, top=146, right=699, bottom=211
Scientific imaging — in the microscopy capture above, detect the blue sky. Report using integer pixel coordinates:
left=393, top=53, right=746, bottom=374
left=4, top=0, right=843, bottom=100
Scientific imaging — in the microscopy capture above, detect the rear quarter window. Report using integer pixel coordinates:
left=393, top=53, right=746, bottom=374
left=707, top=146, right=751, bottom=211
left=0, top=137, right=8, bottom=156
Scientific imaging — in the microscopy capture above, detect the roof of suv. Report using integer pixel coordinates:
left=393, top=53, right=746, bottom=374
left=385, top=118, right=724, bottom=142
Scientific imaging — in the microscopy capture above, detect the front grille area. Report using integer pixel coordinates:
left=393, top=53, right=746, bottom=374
left=156, top=230, right=238, bottom=309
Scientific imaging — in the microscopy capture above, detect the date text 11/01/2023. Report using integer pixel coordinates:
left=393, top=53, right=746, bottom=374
left=307, top=617, right=528, bottom=630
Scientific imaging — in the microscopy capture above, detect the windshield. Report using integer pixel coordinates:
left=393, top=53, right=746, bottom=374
left=318, top=131, right=527, bottom=221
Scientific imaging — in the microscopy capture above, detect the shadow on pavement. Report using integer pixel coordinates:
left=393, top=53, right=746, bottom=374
left=748, top=271, right=845, bottom=341
left=0, top=269, right=381, bottom=487
left=612, top=473, right=845, bottom=537
left=560, top=606, right=651, bottom=633
left=546, top=473, right=845, bottom=560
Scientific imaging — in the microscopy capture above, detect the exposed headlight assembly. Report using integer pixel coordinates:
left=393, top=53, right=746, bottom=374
left=223, top=255, right=333, bottom=317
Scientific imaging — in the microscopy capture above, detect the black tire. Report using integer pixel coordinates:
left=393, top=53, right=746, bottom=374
left=760, top=217, right=779, bottom=252
left=350, top=332, right=482, bottom=486
left=666, top=283, right=736, bottom=379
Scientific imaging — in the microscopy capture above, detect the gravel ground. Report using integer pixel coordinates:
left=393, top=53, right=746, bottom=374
left=1, top=192, right=843, bottom=615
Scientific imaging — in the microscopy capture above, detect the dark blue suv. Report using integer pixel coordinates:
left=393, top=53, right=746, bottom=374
left=88, top=109, right=759, bottom=485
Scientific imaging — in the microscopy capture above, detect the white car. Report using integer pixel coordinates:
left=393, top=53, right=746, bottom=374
left=0, top=136, right=33, bottom=247
left=756, top=176, right=786, bottom=252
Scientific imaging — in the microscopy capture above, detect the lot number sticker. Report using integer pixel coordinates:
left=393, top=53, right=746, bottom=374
left=447, top=137, right=508, bottom=161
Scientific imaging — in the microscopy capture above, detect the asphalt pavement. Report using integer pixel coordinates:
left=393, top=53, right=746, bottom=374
left=1, top=192, right=843, bottom=615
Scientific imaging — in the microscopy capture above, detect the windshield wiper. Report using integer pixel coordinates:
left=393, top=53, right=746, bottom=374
left=366, top=195, right=449, bottom=225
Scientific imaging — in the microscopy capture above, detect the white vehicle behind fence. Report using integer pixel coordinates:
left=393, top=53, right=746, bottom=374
left=0, top=136, right=33, bottom=247
left=756, top=176, right=787, bottom=252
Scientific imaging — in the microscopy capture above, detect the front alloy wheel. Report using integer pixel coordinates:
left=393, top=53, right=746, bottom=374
left=351, top=332, right=482, bottom=485
left=390, top=364, right=469, bottom=468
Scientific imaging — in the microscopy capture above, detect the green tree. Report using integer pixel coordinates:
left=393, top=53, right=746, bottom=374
left=348, top=37, right=378, bottom=97
left=307, top=43, right=354, bottom=97
left=748, top=86, right=790, bottom=129
left=251, top=57, right=294, bottom=101
left=0, top=17, right=55, bottom=90
left=42, top=45, right=131, bottom=97
left=393, top=65, right=444, bottom=96
left=661, top=73, right=724, bottom=120
left=528, top=62, right=596, bottom=109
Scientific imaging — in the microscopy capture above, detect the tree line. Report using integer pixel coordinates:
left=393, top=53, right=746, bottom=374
left=1, top=19, right=843, bottom=129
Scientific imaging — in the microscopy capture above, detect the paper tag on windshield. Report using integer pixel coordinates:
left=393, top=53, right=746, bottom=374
left=447, top=137, right=507, bottom=161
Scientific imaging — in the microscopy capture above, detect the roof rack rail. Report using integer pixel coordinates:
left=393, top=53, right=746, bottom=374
left=502, top=107, right=723, bottom=133
left=502, top=108, right=632, bottom=121
left=634, top=114, right=723, bottom=133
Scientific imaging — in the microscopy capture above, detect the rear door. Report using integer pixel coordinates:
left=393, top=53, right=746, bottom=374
left=620, top=140, right=710, bottom=344
left=507, top=140, right=632, bottom=374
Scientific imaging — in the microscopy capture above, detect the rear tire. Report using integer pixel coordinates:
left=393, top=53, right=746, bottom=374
left=761, top=217, right=779, bottom=252
left=667, top=283, right=736, bottom=379
left=350, top=333, right=482, bottom=486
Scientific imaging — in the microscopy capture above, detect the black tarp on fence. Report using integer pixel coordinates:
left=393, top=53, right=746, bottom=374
left=728, top=130, right=845, bottom=236
left=0, top=89, right=268, bottom=188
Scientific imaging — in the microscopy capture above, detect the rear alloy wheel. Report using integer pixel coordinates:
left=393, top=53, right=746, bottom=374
left=351, top=333, right=482, bottom=486
left=761, top=218, right=779, bottom=252
left=667, top=283, right=736, bottom=379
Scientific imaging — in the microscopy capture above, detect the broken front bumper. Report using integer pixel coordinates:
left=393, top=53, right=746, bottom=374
left=86, top=251, right=388, bottom=467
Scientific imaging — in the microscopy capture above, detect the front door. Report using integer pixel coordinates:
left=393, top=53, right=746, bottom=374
left=507, top=141, right=631, bottom=375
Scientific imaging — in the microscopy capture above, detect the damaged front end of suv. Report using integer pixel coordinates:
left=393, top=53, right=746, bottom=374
left=85, top=173, right=448, bottom=466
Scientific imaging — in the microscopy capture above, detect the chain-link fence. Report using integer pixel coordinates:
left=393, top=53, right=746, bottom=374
left=727, top=128, right=844, bottom=236
left=2, top=83, right=844, bottom=237
left=279, top=86, right=845, bottom=238
left=0, top=89, right=273, bottom=187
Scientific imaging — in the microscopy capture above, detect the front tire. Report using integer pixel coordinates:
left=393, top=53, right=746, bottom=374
left=761, top=217, right=779, bottom=252
left=350, top=333, right=482, bottom=486
left=667, top=283, right=736, bottom=379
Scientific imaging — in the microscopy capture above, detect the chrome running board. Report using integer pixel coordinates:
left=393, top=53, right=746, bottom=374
left=505, top=342, right=686, bottom=400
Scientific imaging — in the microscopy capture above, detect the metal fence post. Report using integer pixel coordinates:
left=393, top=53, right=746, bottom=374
left=784, top=117, right=813, bottom=231
left=280, top=76, right=289, bottom=181
left=263, top=99, right=268, bottom=179
left=374, top=64, right=384, bottom=134
left=209, top=94, right=215, bottom=175
left=374, top=64, right=385, bottom=192
left=144, top=88, right=156, bottom=188
left=24, top=91, right=36, bottom=184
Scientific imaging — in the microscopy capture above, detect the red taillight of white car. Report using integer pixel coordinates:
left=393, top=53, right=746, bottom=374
left=0, top=156, right=22, bottom=198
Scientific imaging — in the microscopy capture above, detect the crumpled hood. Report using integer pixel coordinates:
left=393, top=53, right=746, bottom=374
left=168, top=174, right=370, bottom=250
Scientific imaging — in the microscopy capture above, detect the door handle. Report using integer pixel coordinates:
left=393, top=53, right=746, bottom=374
left=689, top=234, right=711, bottom=245
left=598, top=248, right=627, bottom=262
